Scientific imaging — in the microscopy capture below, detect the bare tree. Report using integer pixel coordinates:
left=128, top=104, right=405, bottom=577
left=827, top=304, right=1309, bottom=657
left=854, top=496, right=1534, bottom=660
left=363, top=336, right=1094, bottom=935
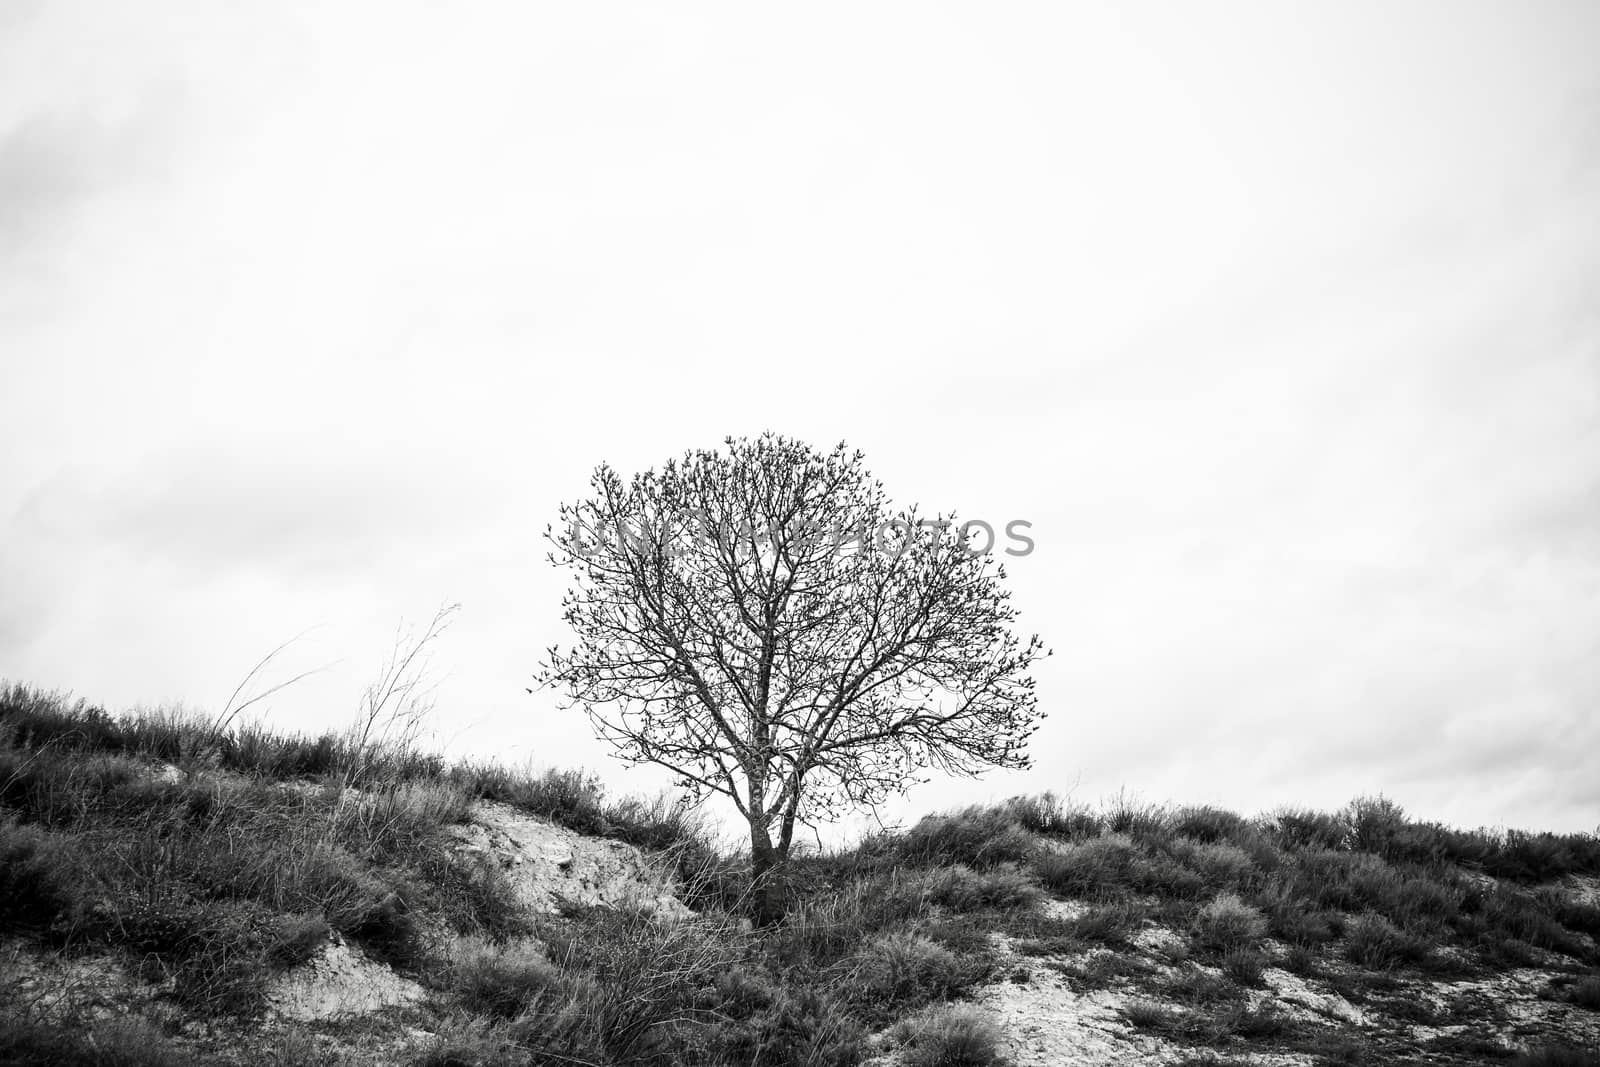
left=536, top=434, right=1047, bottom=924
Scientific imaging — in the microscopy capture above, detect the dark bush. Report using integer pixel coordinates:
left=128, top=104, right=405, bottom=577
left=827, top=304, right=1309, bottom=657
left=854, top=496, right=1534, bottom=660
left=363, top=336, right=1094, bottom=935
left=114, top=893, right=280, bottom=1015
left=1003, top=792, right=1102, bottom=838
left=1343, top=912, right=1431, bottom=971
left=266, top=914, right=331, bottom=967
left=1567, top=977, right=1600, bottom=1011
left=701, top=982, right=865, bottom=1067
left=1103, top=792, right=1170, bottom=840
left=1060, top=901, right=1146, bottom=946
left=538, top=904, right=745, bottom=1061
left=1343, top=795, right=1408, bottom=856
left=0, top=821, right=81, bottom=935
left=1131, top=854, right=1209, bottom=898
left=0, top=1015, right=205, bottom=1067
left=1487, top=831, right=1600, bottom=882
left=410, top=1021, right=529, bottom=1067
left=849, top=931, right=974, bottom=1008
left=1033, top=835, right=1135, bottom=896
left=1172, top=805, right=1252, bottom=845
left=1511, top=1049, right=1600, bottom=1067
left=452, top=939, right=559, bottom=1019
left=1260, top=893, right=1339, bottom=946
left=1191, top=893, right=1267, bottom=953
left=1219, top=1003, right=1288, bottom=1040
left=1460, top=885, right=1592, bottom=962
left=891, top=1004, right=1005, bottom=1067
left=346, top=889, right=427, bottom=968
left=1222, top=947, right=1268, bottom=986
left=893, top=863, right=1043, bottom=912
left=222, top=725, right=341, bottom=779
left=1162, top=968, right=1247, bottom=1008
left=891, top=806, right=1038, bottom=868
left=1270, top=808, right=1348, bottom=851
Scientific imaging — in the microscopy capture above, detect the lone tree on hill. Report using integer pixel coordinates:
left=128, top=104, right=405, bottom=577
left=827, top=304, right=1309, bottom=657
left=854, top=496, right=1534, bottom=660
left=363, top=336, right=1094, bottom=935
left=535, top=434, right=1047, bottom=924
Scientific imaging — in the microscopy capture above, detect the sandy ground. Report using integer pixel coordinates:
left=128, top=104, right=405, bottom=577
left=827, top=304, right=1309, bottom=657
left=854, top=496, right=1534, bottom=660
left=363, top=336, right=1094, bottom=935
left=447, top=798, right=691, bottom=918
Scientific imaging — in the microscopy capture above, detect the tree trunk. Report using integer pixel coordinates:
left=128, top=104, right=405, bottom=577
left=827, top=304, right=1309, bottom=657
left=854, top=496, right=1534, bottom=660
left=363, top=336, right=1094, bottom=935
left=749, top=819, right=788, bottom=927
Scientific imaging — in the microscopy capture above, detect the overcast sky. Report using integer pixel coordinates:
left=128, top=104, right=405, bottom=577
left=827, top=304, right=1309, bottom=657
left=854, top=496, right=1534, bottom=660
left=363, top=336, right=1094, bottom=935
left=3, top=2, right=1597, bottom=836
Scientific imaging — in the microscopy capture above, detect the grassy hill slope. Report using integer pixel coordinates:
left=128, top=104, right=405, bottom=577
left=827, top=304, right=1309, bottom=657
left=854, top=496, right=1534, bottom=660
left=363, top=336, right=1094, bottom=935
left=3, top=683, right=1598, bottom=1066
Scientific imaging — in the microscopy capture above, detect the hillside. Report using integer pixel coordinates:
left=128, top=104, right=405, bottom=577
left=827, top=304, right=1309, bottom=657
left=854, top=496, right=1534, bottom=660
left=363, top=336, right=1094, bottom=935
left=3, top=683, right=1598, bottom=1066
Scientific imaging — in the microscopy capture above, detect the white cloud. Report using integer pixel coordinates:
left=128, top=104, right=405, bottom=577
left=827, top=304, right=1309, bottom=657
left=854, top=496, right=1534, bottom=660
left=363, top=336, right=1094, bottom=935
left=2, top=1, right=1597, bottom=833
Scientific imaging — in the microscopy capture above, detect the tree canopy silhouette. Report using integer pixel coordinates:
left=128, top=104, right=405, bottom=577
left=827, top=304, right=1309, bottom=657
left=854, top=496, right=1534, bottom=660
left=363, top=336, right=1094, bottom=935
left=536, top=434, right=1046, bottom=923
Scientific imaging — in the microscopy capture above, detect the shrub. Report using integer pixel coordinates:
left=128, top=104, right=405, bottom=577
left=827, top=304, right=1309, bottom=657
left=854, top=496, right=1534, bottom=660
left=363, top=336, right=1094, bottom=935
left=1479, top=935, right=1542, bottom=968
left=504, top=979, right=605, bottom=1063
left=674, top=848, right=755, bottom=915
left=1511, top=1050, right=1600, bottom=1067
left=894, top=806, right=1038, bottom=868
left=1417, top=1032, right=1513, bottom=1060
left=1463, top=885, right=1591, bottom=962
left=891, top=1003, right=1005, bottom=1067
left=1343, top=795, right=1408, bottom=856
left=1, top=685, right=124, bottom=752
left=1060, top=901, right=1145, bottom=946
left=600, top=790, right=714, bottom=852
left=450, top=763, right=609, bottom=830
left=1191, top=892, right=1266, bottom=953
left=1278, top=848, right=1459, bottom=928
left=0, top=747, right=147, bottom=826
left=346, top=781, right=476, bottom=852
left=411, top=1019, right=528, bottom=1067
left=1257, top=885, right=1339, bottom=946
left=1004, top=792, right=1101, bottom=838
left=539, top=904, right=745, bottom=1060
left=1270, top=808, right=1347, bottom=851
left=1173, top=805, right=1252, bottom=845
left=222, top=724, right=341, bottom=779
left=1221, top=947, right=1267, bottom=986
left=450, top=851, right=533, bottom=943
left=1343, top=912, right=1431, bottom=970
left=266, top=914, right=330, bottom=967
left=1128, top=854, right=1208, bottom=899
left=850, top=932, right=969, bottom=1007
left=1217, top=1003, right=1288, bottom=1039
left=897, top=864, right=1043, bottom=912
left=0, top=821, right=81, bottom=936
left=1387, top=870, right=1466, bottom=926
left=450, top=938, right=560, bottom=1019
left=1162, top=969, right=1247, bottom=1007
left=774, top=877, right=931, bottom=969
left=1280, top=943, right=1318, bottom=976
left=1570, top=977, right=1600, bottom=1011
left=0, top=1014, right=205, bottom=1067
left=1033, top=835, right=1136, bottom=896
left=1103, top=791, right=1170, bottom=840
left=0, top=688, right=208, bottom=768
left=1380, top=819, right=1495, bottom=868
left=114, top=894, right=281, bottom=1015
left=345, top=889, right=428, bottom=968
left=1122, top=1000, right=1185, bottom=1032
left=1537, top=891, right=1600, bottom=941
left=1172, top=841, right=1258, bottom=888
left=1489, top=831, right=1600, bottom=882
left=700, top=982, right=865, bottom=1067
